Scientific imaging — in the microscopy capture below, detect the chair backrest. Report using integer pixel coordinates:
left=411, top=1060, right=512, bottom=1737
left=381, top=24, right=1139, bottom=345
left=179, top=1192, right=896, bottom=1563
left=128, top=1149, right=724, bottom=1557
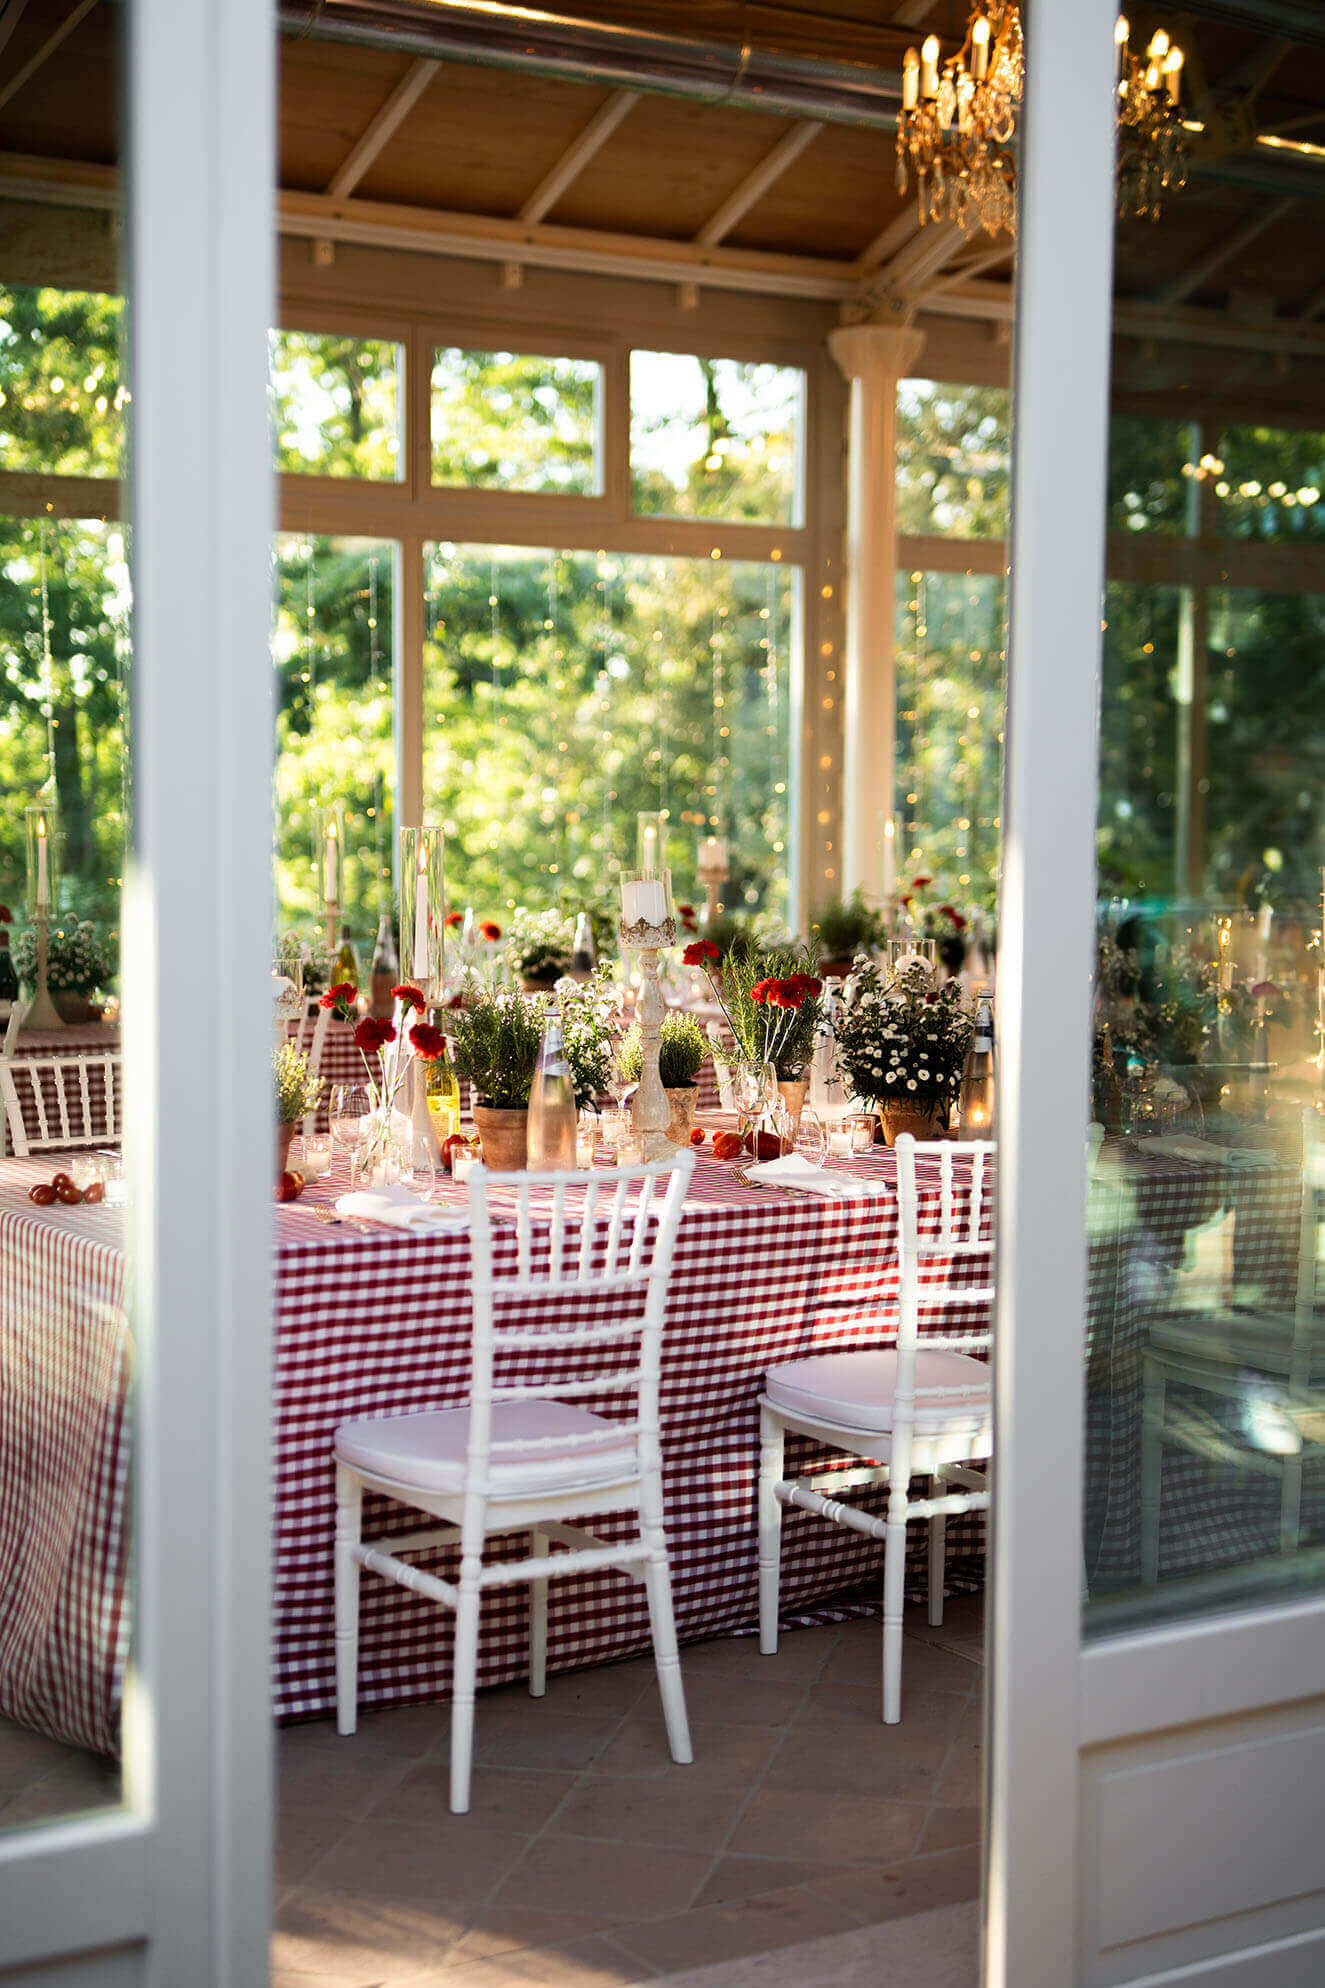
left=462, top=1150, right=694, bottom=1508
left=2, top=1001, right=29, bottom=1058
left=892, top=1133, right=996, bottom=1472
left=0, top=1052, right=121, bottom=1158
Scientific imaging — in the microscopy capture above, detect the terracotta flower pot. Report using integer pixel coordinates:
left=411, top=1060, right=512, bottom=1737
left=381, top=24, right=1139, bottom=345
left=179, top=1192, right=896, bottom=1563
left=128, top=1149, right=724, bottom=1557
left=776, top=1077, right=809, bottom=1133
left=664, top=1086, right=698, bottom=1145
left=474, top=1103, right=529, bottom=1169
left=276, top=1120, right=296, bottom=1174
left=881, top=1100, right=944, bottom=1146
left=54, top=992, right=95, bottom=1024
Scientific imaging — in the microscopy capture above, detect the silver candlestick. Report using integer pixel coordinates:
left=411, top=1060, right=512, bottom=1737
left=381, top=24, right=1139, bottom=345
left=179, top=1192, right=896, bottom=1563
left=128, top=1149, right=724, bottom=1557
left=620, top=866, right=677, bottom=1160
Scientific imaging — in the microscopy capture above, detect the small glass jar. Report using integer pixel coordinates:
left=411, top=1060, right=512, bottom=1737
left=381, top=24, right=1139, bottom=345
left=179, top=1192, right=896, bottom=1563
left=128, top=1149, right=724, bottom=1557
left=846, top=1111, right=878, bottom=1153
left=575, top=1109, right=599, bottom=1168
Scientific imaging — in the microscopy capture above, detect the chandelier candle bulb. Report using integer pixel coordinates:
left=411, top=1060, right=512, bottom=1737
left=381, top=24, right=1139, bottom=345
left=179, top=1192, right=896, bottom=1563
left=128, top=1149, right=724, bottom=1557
left=921, top=33, right=939, bottom=98
left=971, top=15, right=989, bottom=79
left=903, top=46, right=919, bottom=109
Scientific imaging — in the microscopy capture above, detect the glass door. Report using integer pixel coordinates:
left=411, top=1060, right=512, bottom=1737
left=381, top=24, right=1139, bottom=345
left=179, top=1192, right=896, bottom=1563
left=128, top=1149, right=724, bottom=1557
left=0, top=0, right=274, bottom=1979
left=992, top=2, right=1325, bottom=1982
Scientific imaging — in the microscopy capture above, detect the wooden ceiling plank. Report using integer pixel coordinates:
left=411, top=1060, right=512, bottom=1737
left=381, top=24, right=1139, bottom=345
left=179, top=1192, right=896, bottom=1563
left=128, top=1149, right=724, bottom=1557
left=0, top=0, right=98, bottom=116
left=890, top=1, right=942, bottom=26
left=325, top=57, right=440, bottom=199
left=1155, top=194, right=1297, bottom=306
left=0, top=1, right=33, bottom=65
left=854, top=207, right=923, bottom=274
left=873, top=214, right=966, bottom=296
left=517, top=87, right=639, bottom=224
left=926, top=241, right=1013, bottom=293
left=693, top=118, right=823, bottom=247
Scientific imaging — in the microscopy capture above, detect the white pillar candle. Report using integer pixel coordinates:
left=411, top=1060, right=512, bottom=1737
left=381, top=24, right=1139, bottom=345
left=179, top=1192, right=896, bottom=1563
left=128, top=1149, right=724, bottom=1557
left=35, top=816, right=49, bottom=908
left=323, top=820, right=338, bottom=904
left=698, top=834, right=728, bottom=874
left=641, top=823, right=659, bottom=874
left=622, top=879, right=667, bottom=927
left=412, top=846, right=429, bottom=977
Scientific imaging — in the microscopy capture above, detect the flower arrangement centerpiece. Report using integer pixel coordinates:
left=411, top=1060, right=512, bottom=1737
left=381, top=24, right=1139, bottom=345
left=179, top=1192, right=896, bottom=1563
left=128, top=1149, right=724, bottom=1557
left=447, top=976, right=615, bottom=1167
left=620, top=1011, right=708, bottom=1143
left=274, top=1041, right=324, bottom=1171
left=320, top=980, right=359, bottom=1023
left=684, top=935, right=823, bottom=1127
left=13, top=919, right=114, bottom=1020
left=351, top=982, right=448, bottom=1181
left=507, top=907, right=574, bottom=989
left=834, top=958, right=973, bottom=1144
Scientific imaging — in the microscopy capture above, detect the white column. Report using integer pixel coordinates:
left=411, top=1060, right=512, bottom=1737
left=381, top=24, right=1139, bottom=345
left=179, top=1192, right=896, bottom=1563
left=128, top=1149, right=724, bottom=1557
left=828, top=322, right=925, bottom=901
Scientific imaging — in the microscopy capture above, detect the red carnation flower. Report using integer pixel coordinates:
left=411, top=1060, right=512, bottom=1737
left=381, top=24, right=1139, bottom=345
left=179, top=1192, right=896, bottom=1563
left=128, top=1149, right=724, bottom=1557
left=354, top=1016, right=396, bottom=1055
left=480, top=920, right=502, bottom=942
left=0, top=905, right=11, bottom=924
left=391, top=983, right=426, bottom=1011
left=750, top=979, right=771, bottom=1005
left=900, top=894, right=914, bottom=910
left=912, top=874, right=932, bottom=889
left=445, top=911, right=463, bottom=929
left=939, top=905, right=967, bottom=931
left=320, top=980, right=357, bottom=1013
left=798, top=975, right=823, bottom=999
left=682, top=939, right=720, bottom=967
left=768, top=980, right=800, bottom=1010
left=408, top=1020, right=446, bottom=1060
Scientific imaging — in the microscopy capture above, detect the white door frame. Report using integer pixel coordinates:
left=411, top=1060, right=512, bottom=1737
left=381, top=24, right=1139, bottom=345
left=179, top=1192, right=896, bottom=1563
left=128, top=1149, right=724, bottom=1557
left=0, top=0, right=275, bottom=1980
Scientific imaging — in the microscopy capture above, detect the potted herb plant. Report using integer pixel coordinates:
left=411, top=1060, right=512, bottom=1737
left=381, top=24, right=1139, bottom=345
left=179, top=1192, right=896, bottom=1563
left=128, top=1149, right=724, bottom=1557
left=684, top=937, right=823, bottom=1130
left=619, top=1011, right=708, bottom=1144
left=507, top=908, right=574, bottom=991
left=834, top=959, right=973, bottom=1143
left=448, top=987, right=544, bottom=1167
left=811, top=892, right=882, bottom=978
left=274, top=1040, right=324, bottom=1173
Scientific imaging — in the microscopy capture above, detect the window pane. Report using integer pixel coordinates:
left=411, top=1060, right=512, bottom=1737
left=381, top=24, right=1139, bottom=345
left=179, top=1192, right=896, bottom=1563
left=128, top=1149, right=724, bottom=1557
left=422, top=544, right=796, bottom=924
left=269, top=330, right=402, bottom=479
left=630, top=352, right=803, bottom=525
left=1215, top=424, right=1325, bottom=542
left=1108, top=415, right=1195, bottom=536
left=1097, top=581, right=1186, bottom=901
left=272, top=536, right=395, bottom=949
left=896, top=379, right=1009, bottom=538
left=431, top=349, right=601, bottom=495
left=0, top=287, right=124, bottom=477
left=894, top=569, right=1004, bottom=910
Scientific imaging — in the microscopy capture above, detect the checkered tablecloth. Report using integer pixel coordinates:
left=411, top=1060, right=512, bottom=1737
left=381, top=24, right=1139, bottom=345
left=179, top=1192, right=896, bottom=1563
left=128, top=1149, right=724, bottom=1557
left=3, top=1025, right=121, bottom=1155
left=0, top=1132, right=989, bottom=1750
left=1084, top=1132, right=1317, bottom=1594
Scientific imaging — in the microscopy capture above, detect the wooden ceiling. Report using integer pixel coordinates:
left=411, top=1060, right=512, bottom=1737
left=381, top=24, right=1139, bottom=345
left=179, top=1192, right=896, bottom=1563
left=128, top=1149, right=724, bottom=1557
left=4, top=1, right=1325, bottom=350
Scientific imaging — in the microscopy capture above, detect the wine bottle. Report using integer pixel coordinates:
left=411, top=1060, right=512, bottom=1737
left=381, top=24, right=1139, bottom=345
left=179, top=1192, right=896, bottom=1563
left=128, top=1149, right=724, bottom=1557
left=334, top=923, right=359, bottom=990
left=425, top=1037, right=462, bottom=1143
left=570, top=911, right=596, bottom=982
left=0, top=923, right=17, bottom=1024
left=527, top=1010, right=577, bottom=1170
left=369, top=912, right=398, bottom=1018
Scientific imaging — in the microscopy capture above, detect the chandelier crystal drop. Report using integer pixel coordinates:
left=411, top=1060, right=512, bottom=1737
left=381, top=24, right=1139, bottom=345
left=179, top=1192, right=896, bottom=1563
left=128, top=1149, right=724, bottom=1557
left=1115, top=16, right=1187, bottom=222
left=895, top=2, right=1022, bottom=240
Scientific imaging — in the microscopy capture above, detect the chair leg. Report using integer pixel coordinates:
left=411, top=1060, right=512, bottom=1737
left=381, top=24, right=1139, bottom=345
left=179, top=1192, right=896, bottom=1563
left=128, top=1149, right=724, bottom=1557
left=1140, top=1358, right=1165, bottom=1587
left=333, top=1464, right=362, bottom=1737
left=927, top=1472, right=946, bottom=1630
left=1281, top=1455, right=1303, bottom=1557
left=881, top=1461, right=908, bottom=1725
left=449, top=1558, right=483, bottom=1815
left=529, top=1527, right=548, bottom=1698
left=643, top=1549, right=692, bottom=1766
left=758, top=1406, right=785, bottom=1656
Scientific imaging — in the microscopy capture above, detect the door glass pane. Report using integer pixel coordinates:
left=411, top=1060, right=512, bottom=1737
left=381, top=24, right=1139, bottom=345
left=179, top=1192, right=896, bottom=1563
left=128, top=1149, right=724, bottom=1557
left=0, top=0, right=127, bottom=1827
left=422, top=543, right=797, bottom=927
left=431, top=348, right=602, bottom=494
left=1084, top=10, right=1325, bottom=1630
left=630, top=351, right=804, bottom=524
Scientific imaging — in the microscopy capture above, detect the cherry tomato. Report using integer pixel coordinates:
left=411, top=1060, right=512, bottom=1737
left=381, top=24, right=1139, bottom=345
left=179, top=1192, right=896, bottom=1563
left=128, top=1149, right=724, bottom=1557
left=55, top=1181, right=83, bottom=1204
left=28, top=1182, right=57, bottom=1205
left=82, top=1181, right=105, bottom=1204
left=689, top=1126, right=707, bottom=1146
left=50, top=1172, right=73, bottom=1191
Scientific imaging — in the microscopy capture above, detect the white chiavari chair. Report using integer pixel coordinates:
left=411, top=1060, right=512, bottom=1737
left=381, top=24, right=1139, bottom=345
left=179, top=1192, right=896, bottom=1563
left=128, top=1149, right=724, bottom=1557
left=2, top=1000, right=29, bottom=1058
left=758, top=1133, right=994, bottom=1723
left=333, top=1150, right=695, bottom=1813
left=0, top=1052, right=120, bottom=1159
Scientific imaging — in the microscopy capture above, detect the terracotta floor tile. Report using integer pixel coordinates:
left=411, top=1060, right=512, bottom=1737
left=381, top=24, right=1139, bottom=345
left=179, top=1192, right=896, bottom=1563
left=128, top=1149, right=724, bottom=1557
left=370, top=1763, right=578, bottom=1833
left=676, top=1674, right=809, bottom=1728
left=919, top=1805, right=982, bottom=1853
left=545, top=1773, right=745, bottom=1852
left=679, top=1629, right=837, bottom=1684
left=472, top=1710, right=624, bottom=1773
left=0, top=1720, right=90, bottom=1795
left=608, top=1884, right=851, bottom=1974
left=279, top=1740, right=414, bottom=1816
left=934, top=1735, right=984, bottom=1808
left=434, top=1932, right=658, bottom=1985
left=593, top=1717, right=781, bottom=1788
left=442, top=1906, right=636, bottom=1969
left=272, top=1884, right=462, bottom=1982
left=0, top=1749, right=121, bottom=1825
left=728, top=1786, right=926, bottom=1866
left=791, top=1681, right=967, bottom=1737
left=310, top=1815, right=530, bottom=1906
left=812, top=1846, right=982, bottom=1927
left=319, top=1701, right=455, bottom=1759
left=821, top=1631, right=979, bottom=1697
left=691, top=1854, right=847, bottom=1910
left=276, top=1810, right=355, bottom=1889
left=490, top=1834, right=711, bottom=1922
left=763, top=1723, right=950, bottom=1803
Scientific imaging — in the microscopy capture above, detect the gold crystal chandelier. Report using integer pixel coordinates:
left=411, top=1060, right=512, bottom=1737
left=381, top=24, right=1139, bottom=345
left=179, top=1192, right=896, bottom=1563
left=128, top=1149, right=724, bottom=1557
left=895, top=2, right=1023, bottom=239
left=1115, top=17, right=1187, bottom=222
left=896, top=6, right=1188, bottom=240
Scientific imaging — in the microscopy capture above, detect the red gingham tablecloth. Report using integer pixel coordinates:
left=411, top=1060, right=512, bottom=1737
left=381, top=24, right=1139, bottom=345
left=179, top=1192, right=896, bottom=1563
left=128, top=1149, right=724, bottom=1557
left=0, top=1132, right=989, bottom=1750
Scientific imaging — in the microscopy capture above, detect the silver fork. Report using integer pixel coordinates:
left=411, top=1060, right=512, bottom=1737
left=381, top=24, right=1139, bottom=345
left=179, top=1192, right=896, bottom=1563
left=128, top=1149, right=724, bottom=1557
left=312, top=1203, right=370, bottom=1233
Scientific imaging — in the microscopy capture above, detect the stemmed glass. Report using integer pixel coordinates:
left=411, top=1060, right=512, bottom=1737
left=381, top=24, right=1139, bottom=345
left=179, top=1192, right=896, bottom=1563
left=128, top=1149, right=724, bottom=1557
left=329, top=1083, right=369, bottom=1167
left=733, top=1058, right=775, bottom=1137
left=608, top=1037, right=636, bottom=1115
left=794, top=1104, right=828, bottom=1169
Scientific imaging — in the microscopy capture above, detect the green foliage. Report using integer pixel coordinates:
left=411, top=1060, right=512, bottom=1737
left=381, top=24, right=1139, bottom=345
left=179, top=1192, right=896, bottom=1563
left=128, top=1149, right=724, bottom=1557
left=721, top=940, right=823, bottom=1079
left=448, top=987, right=544, bottom=1109
left=630, top=352, right=801, bottom=524
left=620, top=1012, right=707, bottom=1089
left=835, top=962, right=973, bottom=1111
left=896, top=380, right=1009, bottom=539
left=811, top=891, right=882, bottom=961
left=270, top=331, right=401, bottom=479
left=12, top=918, right=112, bottom=993
left=507, top=906, right=574, bottom=981
left=274, top=1041, right=324, bottom=1124
left=433, top=348, right=599, bottom=494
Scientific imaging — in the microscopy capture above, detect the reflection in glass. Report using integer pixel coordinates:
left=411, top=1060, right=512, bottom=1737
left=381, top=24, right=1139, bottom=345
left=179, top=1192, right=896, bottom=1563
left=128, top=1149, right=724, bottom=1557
left=630, top=351, right=803, bottom=524
left=431, top=348, right=601, bottom=494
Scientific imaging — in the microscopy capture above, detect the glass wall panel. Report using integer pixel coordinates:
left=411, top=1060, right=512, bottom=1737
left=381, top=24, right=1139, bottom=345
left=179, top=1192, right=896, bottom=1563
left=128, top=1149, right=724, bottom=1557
left=0, top=287, right=124, bottom=478
left=431, top=348, right=601, bottom=494
left=1084, top=9, right=1325, bottom=1630
left=896, top=379, right=1009, bottom=537
left=269, top=330, right=402, bottom=480
left=630, top=351, right=804, bottom=524
left=422, top=543, right=796, bottom=925
left=272, top=535, right=395, bottom=950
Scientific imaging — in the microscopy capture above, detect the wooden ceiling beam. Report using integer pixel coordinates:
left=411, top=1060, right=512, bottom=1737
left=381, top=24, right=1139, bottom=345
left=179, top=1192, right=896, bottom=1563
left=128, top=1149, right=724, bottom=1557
left=517, top=88, right=639, bottom=224
left=0, top=0, right=98, bottom=115
left=1155, top=194, right=1296, bottom=306
left=872, top=215, right=967, bottom=298
left=326, top=57, right=440, bottom=199
left=853, top=209, right=922, bottom=276
left=693, top=119, right=823, bottom=248
left=0, top=1, right=33, bottom=65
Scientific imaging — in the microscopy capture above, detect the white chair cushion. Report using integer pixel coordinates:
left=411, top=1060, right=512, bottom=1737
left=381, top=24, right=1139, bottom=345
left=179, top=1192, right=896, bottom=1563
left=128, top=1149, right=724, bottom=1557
left=765, top=1348, right=991, bottom=1437
left=335, top=1399, right=638, bottom=1496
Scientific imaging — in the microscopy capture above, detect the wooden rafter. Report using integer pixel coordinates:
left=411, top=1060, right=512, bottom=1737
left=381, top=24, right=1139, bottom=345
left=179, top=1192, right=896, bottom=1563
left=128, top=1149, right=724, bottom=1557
left=853, top=208, right=923, bottom=276
left=1156, top=195, right=1296, bottom=307
left=0, top=0, right=97, bottom=115
left=325, top=57, right=439, bottom=199
left=693, top=120, right=823, bottom=248
left=870, top=215, right=966, bottom=298
left=517, top=89, right=639, bottom=224
left=0, top=1, right=33, bottom=64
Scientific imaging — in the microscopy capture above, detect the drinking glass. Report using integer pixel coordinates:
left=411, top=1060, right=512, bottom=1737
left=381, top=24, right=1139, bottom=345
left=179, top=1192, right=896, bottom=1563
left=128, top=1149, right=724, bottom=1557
left=576, top=1109, right=599, bottom=1168
left=794, top=1105, right=828, bottom=1168
left=608, top=1038, right=636, bottom=1113
left=330, top=1083, right=370, bottom=1159
left=734, top=1058, right=775, bottom=1137
left=299, top=1133, right=334, bottom=1179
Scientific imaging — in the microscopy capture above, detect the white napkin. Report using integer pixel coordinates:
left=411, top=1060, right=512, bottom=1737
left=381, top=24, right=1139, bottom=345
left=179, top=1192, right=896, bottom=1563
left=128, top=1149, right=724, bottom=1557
left=743, top=1154, right=893, bottom=1199
left=335, top=1186, right=468, bottom=1230
left=1137, top=1135, right=1275, bottom=1169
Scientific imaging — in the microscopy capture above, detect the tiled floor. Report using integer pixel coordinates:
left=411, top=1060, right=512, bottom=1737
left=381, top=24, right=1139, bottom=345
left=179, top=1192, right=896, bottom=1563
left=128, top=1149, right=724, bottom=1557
left=271, top=1598, right=984, bottom=1987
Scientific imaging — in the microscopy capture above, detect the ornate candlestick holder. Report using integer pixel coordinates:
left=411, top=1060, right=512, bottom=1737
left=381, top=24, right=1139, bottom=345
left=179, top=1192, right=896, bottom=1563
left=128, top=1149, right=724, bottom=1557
left=23, top=803, right=63, bottom=1030
left=697, top=834, right=729, bottom=928
left=24, top=904, right=65, bottom=1031
left=620, top=868, right=677, bottom=1160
